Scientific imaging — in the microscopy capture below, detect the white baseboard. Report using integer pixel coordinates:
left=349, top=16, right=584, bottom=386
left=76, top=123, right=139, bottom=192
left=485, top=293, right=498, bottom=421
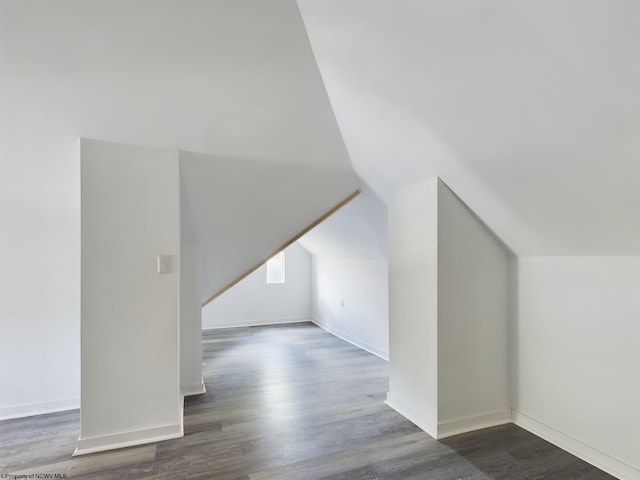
left=437, top=408, right=512, bottom=439
left=310, top=319, right=389, bottom=360
left=202, top=317, right=310, bottom=330
left=385, top=392, right=437, bottom=439
left=513, top=410, right=639, bottom=480
left=0, top=397, right=80, bottom=420
left=383, top=402, right=636, bottom=479
left=73, top=423, right=183, bottom=456
left=181, top=380, right=206, bottom=396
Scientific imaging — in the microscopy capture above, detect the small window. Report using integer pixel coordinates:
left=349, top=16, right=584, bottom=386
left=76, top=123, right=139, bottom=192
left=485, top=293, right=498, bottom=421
left=266, top=251, right=285, bottom=284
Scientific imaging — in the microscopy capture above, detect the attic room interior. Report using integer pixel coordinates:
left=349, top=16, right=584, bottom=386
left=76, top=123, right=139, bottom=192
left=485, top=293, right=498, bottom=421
left=1, top=1, right=638, bottom=479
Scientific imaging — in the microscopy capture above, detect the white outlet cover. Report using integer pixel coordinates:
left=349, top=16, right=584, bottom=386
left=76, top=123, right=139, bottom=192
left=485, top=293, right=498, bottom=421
left=157, top=255, right=172, bottom=274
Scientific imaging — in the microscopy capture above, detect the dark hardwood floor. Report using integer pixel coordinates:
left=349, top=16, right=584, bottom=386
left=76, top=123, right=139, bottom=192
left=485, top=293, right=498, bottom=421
left=0, top=322, right=615, bottom=479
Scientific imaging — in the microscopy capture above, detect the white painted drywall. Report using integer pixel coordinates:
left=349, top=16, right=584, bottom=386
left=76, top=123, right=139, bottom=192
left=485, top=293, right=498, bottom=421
left=180, top=243, right=204, bottom=396
left=387, top=178, right=512, bottom=439
left=298, top=187, right=388, bottom=261
left=78, top=139, right=181, bottom=454
left=386, top=177, right=439, bottom=437
left=437, top=181, right=511, bottom=431
left=179, top=152, right=357, bottom=304
left=311, top=256, right=388, bottom=359
left=514, top=257, right=640, bottom=477
left=302, top=186, right=389, bottom=359
left=0, top=0, right=356, bottom=418
left=202, top=243, right=311, bottom=329
left=298, top=0, right=640, bottom=256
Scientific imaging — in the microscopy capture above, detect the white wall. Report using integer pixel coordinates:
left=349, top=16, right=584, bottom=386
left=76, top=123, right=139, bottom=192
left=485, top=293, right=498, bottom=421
left=311, top=256, right=388, bottom=359
left=387, top=178, right=511, bottom=439
left=78, top=139, right=181, bottom=455
left=302, top=187, right=389, bottom=360
left=514, top=257, right=640, bottom=479
left=386, top=177, right=439, bottom=437
left=437, top=181, right=511, bottom=437
left=180, top=243, right=204, bottom=396
left=202, top=243, right=311, bottom=329
left=0, top=0, right=355, bottom=418
left=0, top=130, right=79, bottom=418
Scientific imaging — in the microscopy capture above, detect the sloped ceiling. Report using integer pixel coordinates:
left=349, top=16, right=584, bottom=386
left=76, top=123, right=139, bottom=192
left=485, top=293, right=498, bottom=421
left=180, top=151, right=358, bottom=303
left=4, top=0, right=639, bottom=263
left=297, top=0, right=640, bottom=256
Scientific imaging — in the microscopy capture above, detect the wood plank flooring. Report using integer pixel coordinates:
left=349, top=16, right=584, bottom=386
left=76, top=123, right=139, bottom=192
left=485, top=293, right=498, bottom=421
left=0, top=322, right=615, bottom=479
